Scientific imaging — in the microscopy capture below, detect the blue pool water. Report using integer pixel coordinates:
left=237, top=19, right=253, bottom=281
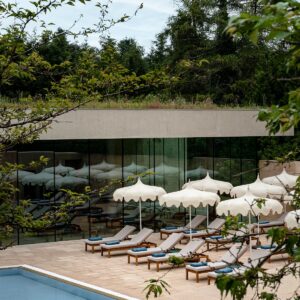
left=0, top=268, right=116, bottom=300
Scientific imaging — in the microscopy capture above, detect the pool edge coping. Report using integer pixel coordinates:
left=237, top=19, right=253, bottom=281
left=0, top=264, right=139, bottom=300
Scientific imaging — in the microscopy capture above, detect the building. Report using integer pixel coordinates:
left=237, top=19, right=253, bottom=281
left=4, top=109, right=294, bottom=245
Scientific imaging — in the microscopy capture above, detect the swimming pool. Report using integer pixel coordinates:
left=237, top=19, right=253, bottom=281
left=0, top=265, right=137, bottom=300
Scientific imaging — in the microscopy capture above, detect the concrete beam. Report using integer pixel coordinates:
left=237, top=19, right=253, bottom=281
left=40, top=109, right=294, bottom=140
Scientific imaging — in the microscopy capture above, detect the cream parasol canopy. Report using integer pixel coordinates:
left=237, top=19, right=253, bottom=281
left=262, top=168, right=298, bottom=189
left=113, top=178, right=166, bottom=230
left=284, top=209, right=300, bottom=229
left=147, top=163, right=181, bottom=176
left=22, top=172, right=62, bottom=186
left=182, top=172, right=233, bottom=195
left=90, top=160, right=116, bottom=171
left=217, top=191, right=283, bottom=217
left=44, top=163, right=74, bottom=175
left=69, top=164, right=102, bottom=179
left=186, top=166, right=214, bottom=179
left=45, top=176, right=88, bottom=190
left=230, top=175, right=287, bottom=199
left=95, top=169, right=133, bottom=180
left=217, top=190, right=283, bottom=251
left=123, top=162, right=147, bottom=173
left=159, top=188, right=220, bottom=239
left=6, top=170, right=34, bottom=181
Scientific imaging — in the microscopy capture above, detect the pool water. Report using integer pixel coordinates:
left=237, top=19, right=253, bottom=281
left=0, top=267, right=121, bottom=300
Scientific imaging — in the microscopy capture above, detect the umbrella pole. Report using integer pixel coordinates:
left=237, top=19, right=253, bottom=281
left=248, top=212, right=252, bottom=253
left=139, top=198, right=142, bottom=231
left=257, top=214, right=260, bottom=245
left=189, top=205, right=192, bottom=241
left=207, top=206, right=209, bottom=227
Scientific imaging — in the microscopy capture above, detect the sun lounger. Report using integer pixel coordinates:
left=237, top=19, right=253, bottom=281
left=254, top=212, right=288, bottom=233
left=127, top=232, right=184, bottom=265
left=84, top=225, right=136, bottom=253
left=160, top=215, right=206, bottom=239
left=186, top=243, right=247, bottom=282
left=101, top=227, right=154, bottom=257
left=205, top=224, right=255, bottom=251
left=258, top=244, right=293, bottom=263
left=147, top=239, right=205, bottom=272
left=182, top=218, right=225, bottom=240
left=207, top=248, right=271, bottom=285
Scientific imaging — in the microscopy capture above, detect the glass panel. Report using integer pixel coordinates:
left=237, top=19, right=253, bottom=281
left=89, top=139, right=123, bottom=238
left=17, top=141, right=55, bottom=244
left=1, top=150, right=18, bottom=247
left=53, top=140, right=89, bottom=241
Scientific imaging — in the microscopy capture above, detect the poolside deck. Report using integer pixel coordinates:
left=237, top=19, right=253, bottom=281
left=0, top=233, right=296, bottom=299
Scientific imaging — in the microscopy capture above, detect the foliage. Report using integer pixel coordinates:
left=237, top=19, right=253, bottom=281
left=226, top=0, right=300, bottom=134
left=0, top=0, right=144, bottom=247
left=0, top=157, right=88, bottom=247
left=144, top=278, right=171, bottom=299
left=143, top=255, right=184, bottom=299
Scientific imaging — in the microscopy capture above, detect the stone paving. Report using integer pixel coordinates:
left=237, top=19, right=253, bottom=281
left=0, top=233, right=297, bottom=300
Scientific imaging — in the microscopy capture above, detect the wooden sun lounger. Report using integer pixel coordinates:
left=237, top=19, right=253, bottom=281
left=205, top=224, right=255, bottom=251
left=147, top=239, right=206, bottom=272
left=182, top=218, right=226, bottom=241
left=84, top=225, right=136, bottom=253
left=207, top=248, right=270, bottom=285
left=127, top=232, right=184, bottom=265
left=160, top=215, right=206, bottom=239
left=186, top=244, right=247, bottom=282
left=101, top=228, right=154, bottom=257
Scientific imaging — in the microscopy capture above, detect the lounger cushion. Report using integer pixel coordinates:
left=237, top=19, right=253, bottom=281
left=209, top=235, right=223, bottom=239
left=152, top=252, right=166, bottom=257
left=215, top=267, right=233, bottom=274
left=105, top=240, right=120, bottom=245
left=164, top=226, right=178, bottom=230
left=189, top=262, right=208, bottom=267
left=183, top=229, right=197, bottom=234
left=88, top=236, right=102, bottom=241
left=259, top=245, right=276, bottom=250
left=132, top=247, right=148, bottom=252
left=259, top=221, right=270, bottom=224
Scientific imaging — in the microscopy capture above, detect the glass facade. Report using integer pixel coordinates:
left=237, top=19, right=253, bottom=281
left=3, top=137, right=268, bottom=245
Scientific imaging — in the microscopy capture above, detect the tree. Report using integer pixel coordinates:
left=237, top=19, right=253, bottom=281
left=227, top=0, right=300, bottom=133
left=147, top=0, right=291, bottom=105
left=0, top=0, right=142, bottom=248
left=118, top=38, right=148, bottom=75
left=144, top=1, right=300, bottom=298
left=211, top=1, right=300, bottom=299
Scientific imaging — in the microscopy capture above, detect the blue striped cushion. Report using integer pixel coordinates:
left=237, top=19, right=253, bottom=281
left=105, top=240, right=120, bottom=245
left=88, top=236, right=102, bottom=241
left=132, top=247, right=147, bottom=252
left=152, top=252, right=166, bottom=257
left=215, top=267, right=233, bottom=274
left=189, top=262, right=208, bottom=267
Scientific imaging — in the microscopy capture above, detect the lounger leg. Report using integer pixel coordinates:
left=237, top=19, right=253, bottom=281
left=160, top=232, right=163, bottom=239
left=135, top=257, right=138, bottom=266
left=92, top=245, right=95, bottom=254
left=196, top=272, right=199, bottom=283
left=208, top=277, right=211, bottom=285
left=101, top=248, right=104, bottom=256
left=108, top=250, right=111, bottom=258
left=186, top=269, right=188, bottom=280
left=128, top=255, right=130, bottom=264
left=156, top=262, right=160, bottom=272
left=148, top=260, right=151, bottom=270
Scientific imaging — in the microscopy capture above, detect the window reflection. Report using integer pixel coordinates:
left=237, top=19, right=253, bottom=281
left=4, top=136, right=269, bottom=245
